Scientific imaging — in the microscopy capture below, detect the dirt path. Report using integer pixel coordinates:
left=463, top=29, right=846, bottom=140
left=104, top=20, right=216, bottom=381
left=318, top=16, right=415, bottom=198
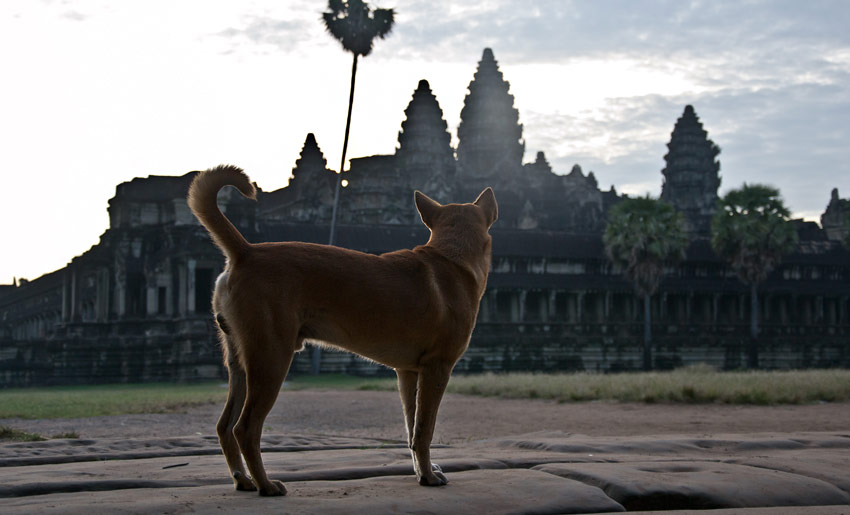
left=4, top=389, right=849, bottom=443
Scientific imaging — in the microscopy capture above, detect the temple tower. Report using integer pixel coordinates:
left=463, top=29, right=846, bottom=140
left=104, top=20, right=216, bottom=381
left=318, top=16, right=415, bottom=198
left=456, top=48, right=524, bottom=189
left=289, top=133, right=333, bottom=198
left=821, top=188, right=850, bottom=242
left=396, top=80, right=456, bottom=202
left=660, top=105, right=721, bottom=236
left=261, top=133, right=335, bottom=222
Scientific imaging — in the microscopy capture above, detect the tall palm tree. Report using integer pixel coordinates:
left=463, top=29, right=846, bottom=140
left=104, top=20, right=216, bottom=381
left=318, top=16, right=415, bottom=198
left=322, top=0, right=395, bottom=246
left=315, top=1, right=394, bottom=375
left=710, top=183, right=797, bottom=369
left=603, top=196, right=688, bottom=371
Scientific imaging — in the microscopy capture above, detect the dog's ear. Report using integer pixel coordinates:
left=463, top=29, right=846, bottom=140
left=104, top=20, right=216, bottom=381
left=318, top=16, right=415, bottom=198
left=414, top=190, right=441, bottom=229
left=474, top=187, right=498, bottom=227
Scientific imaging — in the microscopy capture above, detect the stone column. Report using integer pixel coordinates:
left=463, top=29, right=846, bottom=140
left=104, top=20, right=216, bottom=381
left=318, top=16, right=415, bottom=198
left=146, top=284, right=158, bottom=316
left=577, top=291, right=584, bottom=323
left=739, top=293, right=746, bottom=322
left=549, top=290, right=558, bottom=321
left=712, top=294, right=719, bottom=326
left=61, top=271, right=70, bottom=322
left=488, top=289, right=498, bottom=321
left=70, top=268, right=78, bottom=321
left=517, top=289, right=527, bottom=322
left=187, top=259, right=197, bottom=314
left=96, top=268, right=109, bottom=322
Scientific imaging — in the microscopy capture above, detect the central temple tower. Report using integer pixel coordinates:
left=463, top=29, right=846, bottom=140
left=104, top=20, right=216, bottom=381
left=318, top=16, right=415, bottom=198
left=456, top=48, right=524, bottom=190
left=660, top=105, right=721, bottom=236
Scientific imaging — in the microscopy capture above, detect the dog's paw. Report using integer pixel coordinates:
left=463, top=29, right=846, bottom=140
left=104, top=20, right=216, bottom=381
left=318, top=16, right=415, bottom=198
left=233, top=471, right=257, bottom=492
left=258, top=479, right=287, bottom=497
left=418, top=464, right=448, bottom=487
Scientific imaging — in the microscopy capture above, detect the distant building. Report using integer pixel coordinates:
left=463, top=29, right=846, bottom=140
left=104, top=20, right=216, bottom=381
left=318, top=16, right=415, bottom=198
left=2, top=49, right=848, bottom=386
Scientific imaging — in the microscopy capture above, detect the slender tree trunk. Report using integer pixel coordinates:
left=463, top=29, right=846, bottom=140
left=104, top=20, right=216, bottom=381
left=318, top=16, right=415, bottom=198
left=748, top=282, right=759, bottom=369
left=643, top=292, right=652, bottom=371
left=314, top=53, right=359, bottom=376
left=327, top=53, right=359, bottom=248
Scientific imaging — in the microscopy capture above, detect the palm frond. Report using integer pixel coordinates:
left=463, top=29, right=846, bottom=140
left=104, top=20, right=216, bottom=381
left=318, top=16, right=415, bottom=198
left=710, top=183, right=797, bottom=285
left=322, top=0, right=396, bottom=56
left=603, top=196, right=688, bottom=297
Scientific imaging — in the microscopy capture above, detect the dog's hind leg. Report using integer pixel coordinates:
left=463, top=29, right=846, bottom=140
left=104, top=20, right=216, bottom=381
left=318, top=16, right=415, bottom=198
left=216, top=336, right=256, bottom=492
left=411, top=364, right=452, bottom=486
left=233, top=338, right=293, bottom=497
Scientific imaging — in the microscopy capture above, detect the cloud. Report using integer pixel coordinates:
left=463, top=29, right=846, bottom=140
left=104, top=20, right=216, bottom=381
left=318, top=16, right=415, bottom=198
left=60, top=10, right=86, bottom=22
left=214, top=17, right=315, bottom=55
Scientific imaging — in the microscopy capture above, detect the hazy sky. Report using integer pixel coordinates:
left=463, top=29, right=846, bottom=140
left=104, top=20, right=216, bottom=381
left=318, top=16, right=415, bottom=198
left=2, top=0, right=849, bottom=284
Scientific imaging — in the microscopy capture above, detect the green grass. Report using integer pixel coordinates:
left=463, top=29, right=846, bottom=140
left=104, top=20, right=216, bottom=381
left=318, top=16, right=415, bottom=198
left=0, top=375, right=379, bottom=421
left=1, top=369, right=848, bottom=423
left=359, top=366, right=850, bottom=405
left=0, top=425, right=47, bottom=442
left=283, top=373, right=392, bottom=390
left=0, top=382, right=229, bottom=420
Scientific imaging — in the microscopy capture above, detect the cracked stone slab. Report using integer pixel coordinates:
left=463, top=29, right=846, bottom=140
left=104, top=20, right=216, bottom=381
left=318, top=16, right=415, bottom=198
left=0, top=447, right=509, bottom=498
left=0, top=433, right=405, bottom=467
left=3, top=431, right=849, bottom=512
left=1, top=469, right=626, bottom=515
left=488, top=431, right=850, bottom=457
left=534, top=461, right=850, bottom=511
left=726, top=450, right=850, bottom=495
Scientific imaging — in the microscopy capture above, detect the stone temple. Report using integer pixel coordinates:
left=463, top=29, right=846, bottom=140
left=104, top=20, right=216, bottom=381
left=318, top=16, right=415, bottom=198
left=1, top=49, right=848, bottom=386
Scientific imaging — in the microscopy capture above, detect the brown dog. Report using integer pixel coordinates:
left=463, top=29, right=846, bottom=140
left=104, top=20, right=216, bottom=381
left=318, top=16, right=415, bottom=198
left=187, top=165, right=497, bottom=496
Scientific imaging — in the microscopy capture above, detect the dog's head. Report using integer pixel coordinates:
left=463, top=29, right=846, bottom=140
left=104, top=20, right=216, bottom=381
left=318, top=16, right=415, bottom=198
left=414, top=188, right=498, bottom=263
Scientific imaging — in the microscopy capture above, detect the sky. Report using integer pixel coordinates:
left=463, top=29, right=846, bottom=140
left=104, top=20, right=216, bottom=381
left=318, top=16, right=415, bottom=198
left=1, top=0, right=849, bottom=284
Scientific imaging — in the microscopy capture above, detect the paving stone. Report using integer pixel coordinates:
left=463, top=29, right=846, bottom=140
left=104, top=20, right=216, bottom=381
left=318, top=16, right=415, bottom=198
left=3, top=431, right=849, bottom=513
left=0, top=448, right=508, bottom=498
left=534, top=461, right=850, bottom=511
left=489, top=431, right=850, bottom=457
left=727, top=450, right=850, bottom=495
left=0, top=433, right=397, bottom=466
left=1, top=469, right=626, bottom=515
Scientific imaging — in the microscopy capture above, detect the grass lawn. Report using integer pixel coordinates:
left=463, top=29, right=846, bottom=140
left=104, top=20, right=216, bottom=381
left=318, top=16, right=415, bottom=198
left=2, top=368, right=849, bottom=426
left=0, top=382, right=230, bottom=420
left=358, top=366, right=850, bottom=405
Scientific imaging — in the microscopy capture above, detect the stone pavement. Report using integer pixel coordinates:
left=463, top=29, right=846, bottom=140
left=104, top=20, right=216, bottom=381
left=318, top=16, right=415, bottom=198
left=1, top=431, right=849, bottom=514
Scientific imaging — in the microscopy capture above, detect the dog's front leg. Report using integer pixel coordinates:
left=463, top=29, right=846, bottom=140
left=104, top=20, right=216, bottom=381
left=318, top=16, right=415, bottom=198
left=411, top=364, right=452, bottom=486
left=395, top=369, right=418, bottom=451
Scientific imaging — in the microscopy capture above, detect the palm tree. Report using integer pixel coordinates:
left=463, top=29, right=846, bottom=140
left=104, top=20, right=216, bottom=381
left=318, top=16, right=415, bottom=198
left=710, top=183, right=798, bottom=369
left=603, top=196, right=688, bottom=371
left=322, top=0, right=395, bottom=246
left=315, top=1, right=394, bottom=375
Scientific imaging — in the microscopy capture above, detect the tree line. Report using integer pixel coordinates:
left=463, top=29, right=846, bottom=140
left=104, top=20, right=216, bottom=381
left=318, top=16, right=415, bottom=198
left=603, top=184, right=801, bottom=370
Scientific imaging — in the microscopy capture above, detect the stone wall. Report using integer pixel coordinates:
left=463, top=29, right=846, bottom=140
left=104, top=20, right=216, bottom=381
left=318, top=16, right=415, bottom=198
left=0, top=329, right=222, bottom=388
left=3, top=317, right=848, bottom=387
left=287, top=321, right=850, bottom=377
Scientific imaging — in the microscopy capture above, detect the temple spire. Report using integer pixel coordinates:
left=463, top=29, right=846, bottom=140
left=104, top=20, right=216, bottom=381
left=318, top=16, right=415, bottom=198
left=396, top=79, right=456, bottom=197
left=660, top=105, right=721, bottom=236
left=456, top=48, right=524, bottom=187
left=289, top=133, right=333, bottom=197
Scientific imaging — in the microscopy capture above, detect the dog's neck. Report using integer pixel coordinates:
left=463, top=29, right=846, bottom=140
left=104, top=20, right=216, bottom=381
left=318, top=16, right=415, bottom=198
left=424, top=236, right=491, bottom=293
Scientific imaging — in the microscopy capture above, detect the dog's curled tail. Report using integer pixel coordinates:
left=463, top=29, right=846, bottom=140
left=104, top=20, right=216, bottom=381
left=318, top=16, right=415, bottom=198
left=187, top=165, right=256, bottom=260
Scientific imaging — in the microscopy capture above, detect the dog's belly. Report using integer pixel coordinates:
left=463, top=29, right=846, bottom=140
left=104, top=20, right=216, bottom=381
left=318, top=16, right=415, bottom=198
left=301, top=321, right=432, bottom=370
